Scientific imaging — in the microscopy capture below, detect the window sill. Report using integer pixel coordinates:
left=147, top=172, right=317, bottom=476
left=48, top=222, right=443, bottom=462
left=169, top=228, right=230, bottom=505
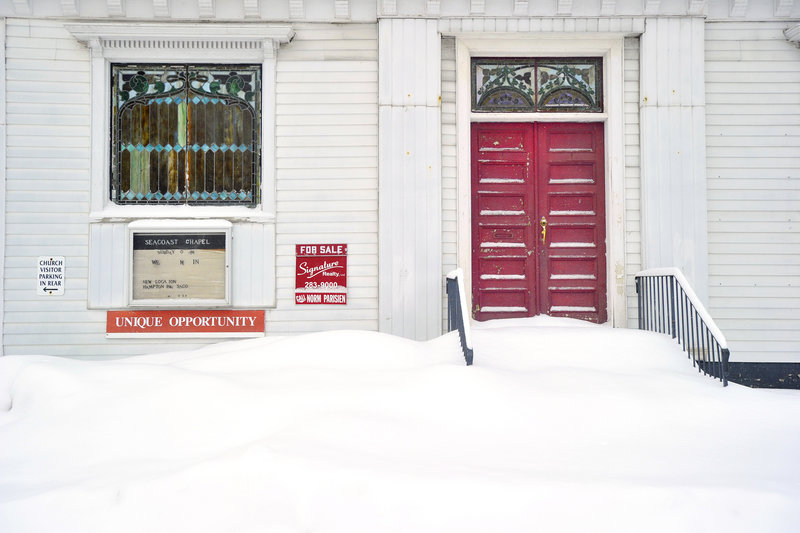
left=89, top=205, right=275, bottom=224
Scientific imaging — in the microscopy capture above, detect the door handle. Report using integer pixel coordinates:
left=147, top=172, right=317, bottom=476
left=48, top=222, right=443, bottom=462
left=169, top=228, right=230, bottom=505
left=540, top=217, right=547, bottom=245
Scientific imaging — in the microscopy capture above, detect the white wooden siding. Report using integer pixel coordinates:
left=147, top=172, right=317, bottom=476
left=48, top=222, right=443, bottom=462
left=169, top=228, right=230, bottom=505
left=441, top=36, right=457, bottom=331
left=270, top=23, right=379, bottom=334
left=624, top=37, right=642, bottom=329
left=2, top=20, right=379, bottom=355
left=705, top=21, right=800, bottom=363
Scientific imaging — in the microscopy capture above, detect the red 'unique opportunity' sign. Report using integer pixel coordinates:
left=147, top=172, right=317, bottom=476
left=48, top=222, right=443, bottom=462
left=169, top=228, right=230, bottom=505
left=107, top=310, right=265, bottom=336
left=295, top=244, right=347, bottom=305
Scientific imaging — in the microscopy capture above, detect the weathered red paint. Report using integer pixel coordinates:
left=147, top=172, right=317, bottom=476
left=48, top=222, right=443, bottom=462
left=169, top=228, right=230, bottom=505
left=471, top=122, right=607, bottom=323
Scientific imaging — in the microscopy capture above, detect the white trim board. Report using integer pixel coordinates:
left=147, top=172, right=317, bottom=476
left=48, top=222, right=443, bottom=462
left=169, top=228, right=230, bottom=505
left=454, top=35, right=627, bottom=327
left=0, top=19, right=6, bottom=355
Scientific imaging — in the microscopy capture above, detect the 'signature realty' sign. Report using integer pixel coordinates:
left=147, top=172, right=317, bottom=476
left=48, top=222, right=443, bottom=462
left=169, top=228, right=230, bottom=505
left=295, top=244, right=347, bottom=305
left=107, top=310, right=264, bottom=337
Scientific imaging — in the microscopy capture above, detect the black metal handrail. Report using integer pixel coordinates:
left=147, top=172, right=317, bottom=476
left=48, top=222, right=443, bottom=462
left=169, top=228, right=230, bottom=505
left=635, top=268, right=729, bottom=386
left=446, top=268, right=474, bottom=366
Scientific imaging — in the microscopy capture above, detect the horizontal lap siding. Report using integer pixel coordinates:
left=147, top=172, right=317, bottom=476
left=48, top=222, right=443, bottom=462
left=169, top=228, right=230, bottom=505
left=624, top=37, right=642, bottom=329
left=3, top=20, right=210, bottom=356
left=705, top=22, right=800, bottom=362
left=269, top=23, right=379, bottom=333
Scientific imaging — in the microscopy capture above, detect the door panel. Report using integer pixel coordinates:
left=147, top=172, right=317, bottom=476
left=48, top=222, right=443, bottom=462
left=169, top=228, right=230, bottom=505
left=471, top=122, right=607, bottom=323
left=471, top=123, right=536, bottom=320
left=537, top=122, right=607, bottom=323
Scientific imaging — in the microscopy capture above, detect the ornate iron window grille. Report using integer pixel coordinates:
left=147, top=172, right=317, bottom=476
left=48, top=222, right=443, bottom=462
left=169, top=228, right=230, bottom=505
left=111, top=64, right=262, bottom=206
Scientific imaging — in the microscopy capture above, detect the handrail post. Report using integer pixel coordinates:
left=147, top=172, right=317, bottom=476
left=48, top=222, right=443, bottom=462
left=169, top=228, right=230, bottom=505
left=669, top=276, right=676, bottom=339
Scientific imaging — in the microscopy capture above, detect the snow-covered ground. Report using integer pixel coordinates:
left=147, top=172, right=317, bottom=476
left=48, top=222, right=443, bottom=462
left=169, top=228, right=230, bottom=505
left=1, top=317, right=798, bottom=533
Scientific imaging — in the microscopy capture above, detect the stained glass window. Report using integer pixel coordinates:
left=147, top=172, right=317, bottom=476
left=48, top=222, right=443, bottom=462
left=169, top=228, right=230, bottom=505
left=111, top=64, right=261, bottom=205
left=472, top=58, right=602, bottom=113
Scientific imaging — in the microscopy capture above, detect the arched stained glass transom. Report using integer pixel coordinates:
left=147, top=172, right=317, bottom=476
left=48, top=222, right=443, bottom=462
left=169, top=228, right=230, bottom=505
left=472, top=58, right=603, bottom=113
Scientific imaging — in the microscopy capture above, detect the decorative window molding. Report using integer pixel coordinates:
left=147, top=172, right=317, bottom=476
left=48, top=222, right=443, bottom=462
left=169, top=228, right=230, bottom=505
left=513, top=0, right=528, bottom=16
left=65, top=22, right=293, bottom=222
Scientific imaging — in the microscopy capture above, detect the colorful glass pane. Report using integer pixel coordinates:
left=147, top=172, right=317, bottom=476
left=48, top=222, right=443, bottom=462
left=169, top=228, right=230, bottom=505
left=111, top=64, right=261, bottom=205
left=472, top=58, right=602, bottom=113
left=473, top=61, right=536, bottom=111
left=537, top=61, right=600, bottom=111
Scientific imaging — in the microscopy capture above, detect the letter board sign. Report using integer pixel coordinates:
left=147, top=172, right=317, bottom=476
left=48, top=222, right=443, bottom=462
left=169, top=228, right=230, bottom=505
left=295, top=244, right=347, bottom=305
left=107, top=310, right=265, bottom=337
left=131, top=232, right=228, bottom=304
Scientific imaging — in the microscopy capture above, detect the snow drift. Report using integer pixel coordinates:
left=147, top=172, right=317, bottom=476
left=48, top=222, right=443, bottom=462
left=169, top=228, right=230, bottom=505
left=1, top=317, right=798, bottom=533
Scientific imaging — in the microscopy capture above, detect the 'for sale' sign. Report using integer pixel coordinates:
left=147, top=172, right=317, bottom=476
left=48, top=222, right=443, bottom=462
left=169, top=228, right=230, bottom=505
left=295, top=244, right=347, bottom=305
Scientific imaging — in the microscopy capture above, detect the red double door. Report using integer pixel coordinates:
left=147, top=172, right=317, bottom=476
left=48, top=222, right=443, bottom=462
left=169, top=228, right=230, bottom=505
left=471, top=122, right=607, bottom=323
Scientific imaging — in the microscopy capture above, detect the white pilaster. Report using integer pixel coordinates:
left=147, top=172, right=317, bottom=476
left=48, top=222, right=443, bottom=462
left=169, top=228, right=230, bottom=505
left=379, top=18, right=442, bottom=340
left=640, top=17, right=709, bottom=303
left=0, top=20, right=6, bottom=355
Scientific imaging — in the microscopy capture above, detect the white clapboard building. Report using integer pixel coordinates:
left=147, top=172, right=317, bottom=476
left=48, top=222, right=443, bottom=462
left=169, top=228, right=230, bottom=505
left=0, top=0, right=798, bottom=370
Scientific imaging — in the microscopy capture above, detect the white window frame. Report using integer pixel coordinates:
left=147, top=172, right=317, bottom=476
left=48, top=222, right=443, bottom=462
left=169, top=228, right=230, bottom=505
left=66, top=22, right=294, bottom=223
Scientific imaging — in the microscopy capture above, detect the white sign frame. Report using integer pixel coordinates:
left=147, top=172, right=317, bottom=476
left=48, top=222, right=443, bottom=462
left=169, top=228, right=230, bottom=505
left=127, top=220, right=232, bottom=307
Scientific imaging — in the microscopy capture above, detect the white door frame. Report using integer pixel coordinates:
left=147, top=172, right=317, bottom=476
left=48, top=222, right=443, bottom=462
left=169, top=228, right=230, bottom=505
left=453, top=34, right=627, bottom=326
